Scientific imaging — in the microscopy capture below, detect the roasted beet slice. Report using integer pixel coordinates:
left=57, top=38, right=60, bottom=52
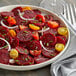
left=4, top=34, right=12, bottom=43
left=15, top=55, right=34, bottom=65
left=40, top=33, right=57, bottom=47
left=44, top=15, right=53, bottom=21
left=33, top=9, right=41, bottom=15
left=17, top=29, right=32, bottom=42
left=23, top=10, right=36, bottom=18
left=43, top=28, right=57, bottom=35
left=29, top=20, right=44, bottom=28
left=26, top=40, right=42, bottom=50
left=0, top=49, right=9, bottom=64
left=0, top=26, right=9, bottom=35
left=1, top=12, right=14, bottom=18
left=56, top=36, right=66, bottom=45
left=42, top=48, right=58, bottom=58
left=16, top=46, right=29, bottom=55
left=11, top=37, right=19, bottom=48
left=34, top=57, right=49, bottom=64
left=0, top=39, right=5, bottom=47
left=11, top=7, right=22, bottom=16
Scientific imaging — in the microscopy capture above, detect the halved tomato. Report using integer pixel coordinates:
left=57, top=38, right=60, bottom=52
left=30, top=50, right=41, bottom=56
left=35, top=14, right=45, bottom=22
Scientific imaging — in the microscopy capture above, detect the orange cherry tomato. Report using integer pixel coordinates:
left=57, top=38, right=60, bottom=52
left=30, top=50, right=41, bottom=56
left=48, top=21, right=59, bottom=29
left=32, top=32, right=39, bottom=40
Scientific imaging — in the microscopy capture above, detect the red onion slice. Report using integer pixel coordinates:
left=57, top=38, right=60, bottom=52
left=18, top=10, right=34, bottom=20
left=40, top=41, right=53, bottom=52
left=0, top=38, right=11, bottom=51
left=1, top=20, right=18, bottom=29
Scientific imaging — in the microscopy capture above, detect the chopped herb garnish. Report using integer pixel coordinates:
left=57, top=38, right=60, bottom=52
left=2, top=34, right=6, bottom=36
left=24, top=31, right=28, bottom=33
left=30, top=45, right=33, bottom=47
left=5, top=38, right=9, bottom=41
left=3, top=45, right=8, bottom=48
left=29, top=62, right=32, bottom=64
left=15, top=60, right=19, bottom=62
left=35, top=46, right=38, bottom=49
left=4, top=16, right=8, bottom=19
left=25, top=58, right=28, bottom=61
left=31, top=24, right=35, bottom=26
left=49, top=41, right=52, bottom=42
left=46, top=43, right=49, bottom=46
left=24, top=50, right=27, bottom=53
left=50, top=54, right=55, bottom=56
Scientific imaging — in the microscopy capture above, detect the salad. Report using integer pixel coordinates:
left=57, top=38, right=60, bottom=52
left=0, top=6, right=68, bottom=65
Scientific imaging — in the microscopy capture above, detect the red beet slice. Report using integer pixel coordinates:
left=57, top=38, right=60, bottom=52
left=0, top=49, right=9, bottom=64
left=40, top=33, right=57, bottom=47
left=26, top=40, right=42, bottom=50
left=1, top=12, right=14, bottom=18
left=23, top=10, right=36, bottom=18
left=4, top=34, right=12, bottom=43
left=0, top=26, right=9, bottom=35
left=44, top=15, right=53, bottom=21
left=15, top=55, right=34, bottom=65
left=33, top=9, right=41, bottom=15
left=11, top=7, right=22, bottom=16
left=43, top=28, right=57, bottom=35
left=34, top=57, right=49, bottom=64
left=17, top=29, right=33, bottom=42
left=56, top=36, right=66, bottom=45
left=29, top=20, right=44, bottom=28
left=42, top=48, right=58, bottom=58
left=11, top=37, right=19, bottom=48
left=16, top=46, right=29, bottom=55
left=0, top=39, right=5, bottom=47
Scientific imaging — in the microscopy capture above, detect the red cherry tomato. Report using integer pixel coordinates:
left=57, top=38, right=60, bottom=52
left=32, top=32, right=39, bottom=40
left=30, top=50, right=41, bottom=56
left=19, top=25, right=28, bottom=30
left=48, top=21, right=59, bottom=29
left=35, top=14, right=45, bottom=22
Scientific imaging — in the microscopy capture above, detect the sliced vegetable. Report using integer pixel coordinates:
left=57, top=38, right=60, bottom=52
left=7, top=16, right=16, bottom=25
left=29, top=24, right=40, bottom=30
left=22, top=6, right=31, bottom=11
left=48, top=21, right=59, bottom=29
left=30, top=50, right=41, bottom=56
left=19, top=25, right=28, bottom=30
left=58, top=27, right=68, bottom=35
left=32, top=32, right=39, bottom=40
left=55, top=43, right=64, bottom=52
left=35, top=14, right=45, bottom=22
left=9, top=49, right=19, bottom=59
left=9, top=29, right=16, bottom=37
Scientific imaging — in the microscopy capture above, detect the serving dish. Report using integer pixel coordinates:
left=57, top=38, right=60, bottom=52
left=0, top=5, right=70, bottom=71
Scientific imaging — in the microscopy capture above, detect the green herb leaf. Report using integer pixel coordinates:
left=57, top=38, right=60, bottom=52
left=49, top=41, right=53, bottom=43
left=4, top=16, right=8, bottom=19
left=24, top=50, right=27, bottom=53
left=15, top=60, right=19, bottom=62
left=24, top=31, right=28, bottom=33
left=46, top=43, right=49, bottom=46
left=50, top=54, right=55, bottom=56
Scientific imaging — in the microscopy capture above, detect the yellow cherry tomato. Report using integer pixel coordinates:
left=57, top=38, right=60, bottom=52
left=10, top=49, right=18, bottom=59
left=29, top=24, right=40, bottom=30
left=55, top=43, right=64, bottom=52
left=58, top=27, right=68, bottom=35
left=9, top=29, right=16, bottom=37
left=22, top=6, right=31, bottom=11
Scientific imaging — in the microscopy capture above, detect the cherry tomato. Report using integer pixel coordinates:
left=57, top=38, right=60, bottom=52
left=55, top=43, right=64, bottom=52
left=58, top=27, right=68, bottom=35
left=7, top=16, right=16, bottom=25
left=19, top=25, right=28, bottom=30
left=48, top=21, right=59, bottom=29
left=32, top=32, right=39, bottom=40
left=35, top=14, right=45, bottom=22
left=30, top=50, right=41, bottom=56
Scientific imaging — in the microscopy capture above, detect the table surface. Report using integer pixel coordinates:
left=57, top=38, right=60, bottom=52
left=0, top=0, right=76, bottom=76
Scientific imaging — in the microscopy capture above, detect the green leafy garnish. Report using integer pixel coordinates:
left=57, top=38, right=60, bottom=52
left=46, top=43, right=49, bottom=46
left=3, top=45, right=8, bottom=48
left=15, top=60, right=19, bottom=62
left=25, top=58, right=28, bottom=61
left=29, top=62, right=32, bottom=64
left=24, top=50, right=27, bottom=53
left=24, top=31, right=28, bottom=33
left=4, top=16, right=8, bottom=19
left=50, top=54, right=55, bottom=56
left=49, top=41, right=53, bottom=43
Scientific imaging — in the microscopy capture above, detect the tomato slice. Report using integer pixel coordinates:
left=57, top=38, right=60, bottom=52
left=19, top=25, right=28, bottom=30
left=48, top=21, right=59, bottom=29
left=30, top=50, right=41, bottom=56
left=32, top=32, right=39, bottom=40
left=35, top=14, right=45, bottom=22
